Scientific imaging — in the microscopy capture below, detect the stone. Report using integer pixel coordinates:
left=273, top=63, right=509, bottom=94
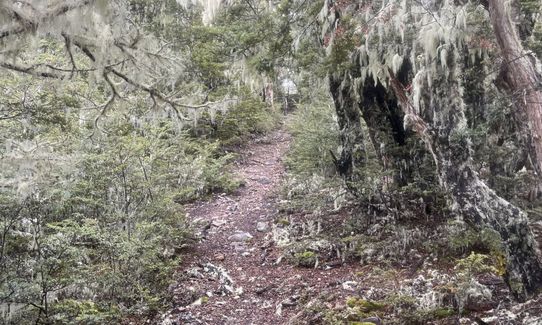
left=261, top=300, right=273, bottom=309
left=342, top=281, right=358, bottom=291
left=281, top=295, right=300, bottom=307
left=463, top=281, right=496, bottom=312
left=231, top=242, right=247, bottom=252
left=212, top=220, right=228, bottom=227
left=281, top=299, right=297, bottom=307
left=186, top=267, right=203, bottom=278
left=480, top=316, right=499, bottom=324
left=190, top=297, right=205, bottom=306
left=228, top=231, right=253, bottom=242
left=258, top=177, right=272, bottom=184
left=360, top=317, right=382, bottom=325
left=256, top=221, right=269, bottom=232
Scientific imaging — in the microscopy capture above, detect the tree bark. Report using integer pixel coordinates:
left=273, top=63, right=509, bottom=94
left=389, top=49, right=542, bottom=299
left=488, top=0, right=542, bottom=176
left=330, top=70, right=423, bottom=193
left=325, top=0, right=542, bottom=298
left=329, top=72, right=366, bottom=188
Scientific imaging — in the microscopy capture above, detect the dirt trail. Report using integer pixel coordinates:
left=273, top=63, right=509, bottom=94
left=155, top=125, right=542, bottom=325
left=160, top=127, right=360, bottom=325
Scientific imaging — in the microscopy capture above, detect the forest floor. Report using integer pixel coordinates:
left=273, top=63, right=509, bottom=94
left=158, top=126, right=366, bottom=324
left=157, top=123, right=542, bottom=325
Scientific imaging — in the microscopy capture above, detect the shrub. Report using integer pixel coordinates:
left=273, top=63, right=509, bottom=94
left=282, top=96, right=344, bottom=212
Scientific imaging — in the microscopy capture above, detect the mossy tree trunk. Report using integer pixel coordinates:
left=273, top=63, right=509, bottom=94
left=329, top=71, right=365, bottom=185
left=324, top=0, right=542, bottom=298
left=329, top=46, right=542, bottom=300
left=488, top=0, right=542, bottom=179
left=419, top=49, right=542, bottom=299
left=329, top=65, right=422, bottom=195
left=394, top=48, right=542, bottom=299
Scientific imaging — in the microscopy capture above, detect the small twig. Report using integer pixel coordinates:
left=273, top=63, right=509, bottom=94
left=413, top=0, right=444, bottom=29
left=62, top=33, right=77, bottom=79
left=0, top=61, right=62, bottom=79
left=88, top=71, right=117, bottom=138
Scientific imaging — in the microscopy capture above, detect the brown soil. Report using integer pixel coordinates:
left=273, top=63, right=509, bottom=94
left=160, top=128, right=363, bottom=325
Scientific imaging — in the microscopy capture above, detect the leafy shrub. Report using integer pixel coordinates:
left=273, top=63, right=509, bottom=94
left=282, top=97, right=344, bottom=212
left=294, top=251, right=318, bottom=267
left=0, top=109, right=241, bottom=323
left=455, top=252, right=499, bottom=277
left=212, top=93, right=280, bottom=146
left=285, top=100, right=338, bottom=177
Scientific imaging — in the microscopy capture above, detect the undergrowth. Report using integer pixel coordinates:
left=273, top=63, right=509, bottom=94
left=282, top=97, right=344, bottom=213
left=0, top=86, right=279, bottom=323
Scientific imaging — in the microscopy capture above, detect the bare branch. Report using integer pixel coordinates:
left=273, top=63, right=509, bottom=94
left=62, top=33, right=77, bottom=79
left=0, top=61, right=63, bottom=79
left=413, top=0, right=444, bottom=29
left=387, top=67, right=439, bottom=172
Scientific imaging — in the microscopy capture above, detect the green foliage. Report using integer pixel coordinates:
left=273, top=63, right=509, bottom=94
left=455, top=252, right=499, bottom=277
left=345, top=297, right=386, bottom=312
left=397, top=307, right=456, bottom=324
left=294, top=251, right=318, bottom=267
left=519, top=0, right=542, bottom=53
left=0, top=1, right=289, bottom=321
left=0, top=116, right=242, bottom=322
left=343, top=297, right=388, bottom=321
left=300, top=292, right=457, bottom=325
left=212, top=94, right=279, bottom=146
left=0, top=112, right=204, bottom=322
left=324, top=16, right=357, bottom=72
left=520, top=0, right=542, bottom=13
left=447, top=223, right=504, bottom=254
left=445, top=222, right=507, bottom=276
left=282, top=94, right=345, bottom=212
left=50, top=299, right=119, bottom=324
left=528, top=20, right=542, bottom=57
left=0, top=66, right=243, bottom=324
left=285, top=100, right=338, bottom=176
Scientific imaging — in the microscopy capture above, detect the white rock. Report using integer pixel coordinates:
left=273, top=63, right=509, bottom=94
left=229, top=231, right=253, bottom=242
left=190, top=297, right=204, bottom=306
left=342, top=281, right=358, bottom=291
left=256, top=222, right=269, bottom=232
left=212, top=220, right=228, bottom=227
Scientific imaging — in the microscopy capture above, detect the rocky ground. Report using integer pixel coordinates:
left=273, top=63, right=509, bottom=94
left=157, top=126, right=542, bottom=325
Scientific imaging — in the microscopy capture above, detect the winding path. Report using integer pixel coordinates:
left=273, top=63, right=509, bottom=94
left=160, top=127, right=358, bottom=325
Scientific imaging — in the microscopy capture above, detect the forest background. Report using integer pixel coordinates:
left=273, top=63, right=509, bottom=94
left=1, top=0, right=542, bottom=324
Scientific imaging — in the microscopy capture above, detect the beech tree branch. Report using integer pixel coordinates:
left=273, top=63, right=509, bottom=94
left=0, top=62, right=63, bottom=79
left=387, top=67, right=440, bottom=177
left=0, top=0, right=91, bottom=40
left=69, top=37, right=233, bottom=119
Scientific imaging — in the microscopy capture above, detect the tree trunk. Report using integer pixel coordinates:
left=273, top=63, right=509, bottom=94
left=488, top=0, right=542, bottom=176
left=329, top=69, right=423, bottom=193
left=389, top=48, right=542, bottom=299
left=325, top=0, right=542, bottom=299
left=329, top=72, right=366, bottom=188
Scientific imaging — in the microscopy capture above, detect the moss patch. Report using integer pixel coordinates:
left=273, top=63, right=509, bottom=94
left=294, top=251, right=318, bottom=267
left=346, top=297, right=387, bottom=312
